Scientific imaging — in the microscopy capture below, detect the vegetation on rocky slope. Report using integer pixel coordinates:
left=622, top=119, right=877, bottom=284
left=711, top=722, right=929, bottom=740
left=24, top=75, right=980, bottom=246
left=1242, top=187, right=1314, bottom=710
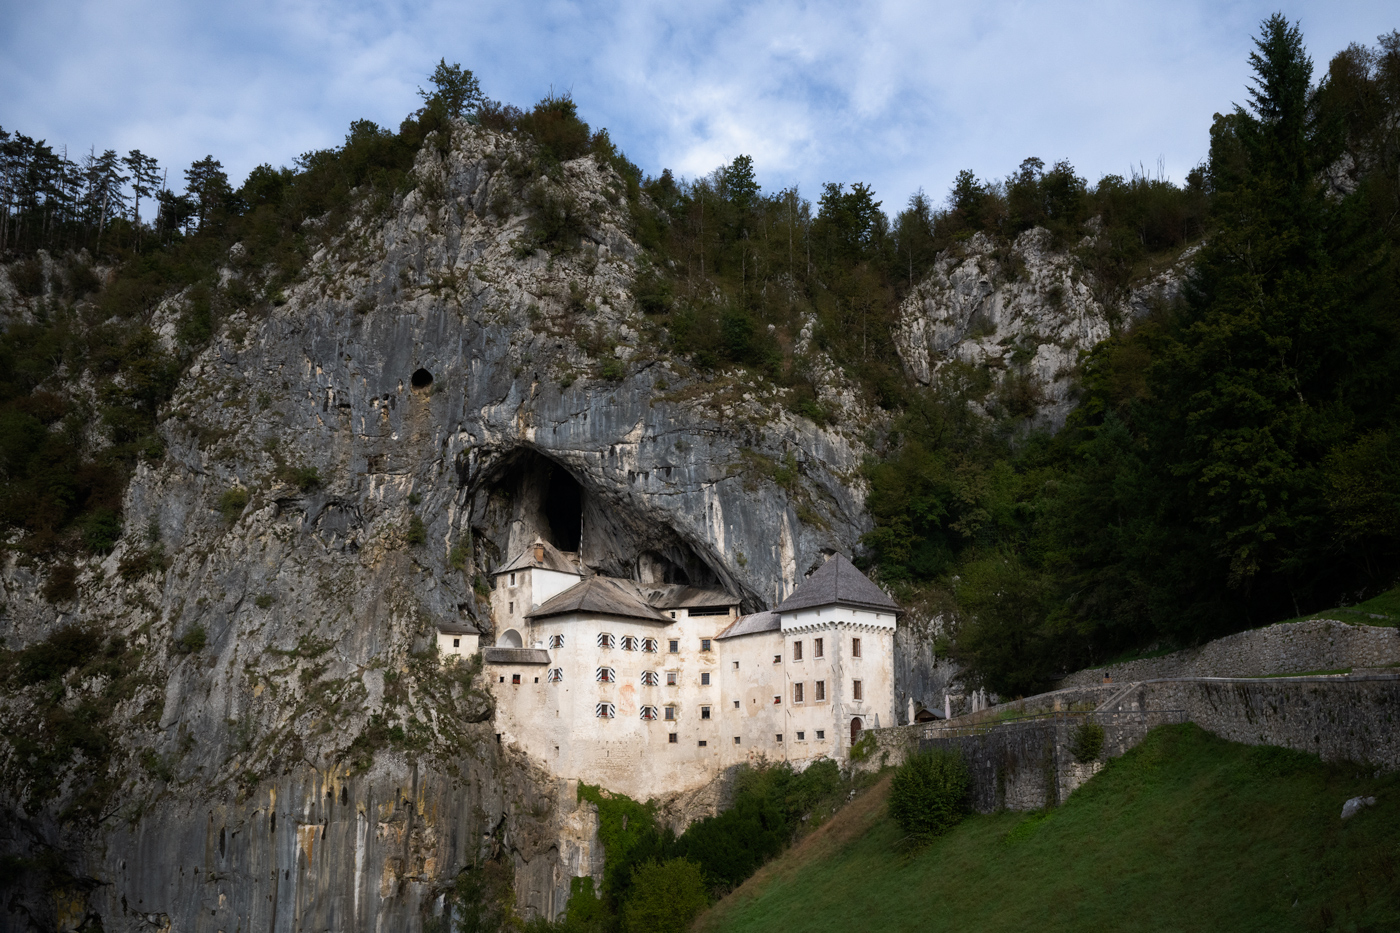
left=698, top=724, right=1400, bottom=933
left=862, top=19, right=1400, bottom=694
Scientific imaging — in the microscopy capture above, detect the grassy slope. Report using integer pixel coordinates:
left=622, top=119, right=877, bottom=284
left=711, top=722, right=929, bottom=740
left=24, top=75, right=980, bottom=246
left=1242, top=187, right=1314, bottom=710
left=697, top=725, right=1400, bottom=933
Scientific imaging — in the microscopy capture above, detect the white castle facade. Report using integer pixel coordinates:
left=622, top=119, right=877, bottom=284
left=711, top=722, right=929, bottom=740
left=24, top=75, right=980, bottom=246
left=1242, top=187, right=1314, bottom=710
left=440, top=541, right=900, bottom=801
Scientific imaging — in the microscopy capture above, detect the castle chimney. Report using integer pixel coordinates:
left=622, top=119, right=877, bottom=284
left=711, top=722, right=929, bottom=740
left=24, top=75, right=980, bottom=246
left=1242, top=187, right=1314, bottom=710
left=534, top=542, right=545, bottom=564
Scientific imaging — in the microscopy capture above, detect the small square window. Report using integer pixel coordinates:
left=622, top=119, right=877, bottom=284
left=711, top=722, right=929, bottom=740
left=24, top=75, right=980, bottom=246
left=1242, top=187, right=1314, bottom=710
left=815, top=638, right=823, bottom=658
left=512, top=674, right=520, bottom=685
left=773, top=654, right=781, bottom=664
left=499, top=676, right=504, bottom=683
left=550, top=634, right=565, bottom=649
left=734, top=736, right=741, bottom=744
left=452, top=637, right=460, bottom=648
left=664, top=706, right=675, bottom=721
left=775, top=734, right=783, bottom=743
left=773, top=695, right=781, bottom=705
left=797, top=731, right=805, bottom=741
left=816, top=730, right=825, bottom=740
left=852, top=637, right=862, bottom=658
left=669, top=733, right=678, bottom=743
left=701, top=706, right=711, bottom=720
left=669, top=639, right=679, bottom=653
left=701, top=638, right=712, bottom=652
left=733, top=700, right=740, bottom=709
left=793, top=640, right=803, bottom=660
left=701, top=672, right=711, bottom=686
left=534, top=676, right=539, bottom=683
left=666, top=671, right=678, bottom=686
left=733, top=661, right=739, bottom=669
left=698, top=740, right=707, bottom=747
left=853, top=680, right=863, bottom=701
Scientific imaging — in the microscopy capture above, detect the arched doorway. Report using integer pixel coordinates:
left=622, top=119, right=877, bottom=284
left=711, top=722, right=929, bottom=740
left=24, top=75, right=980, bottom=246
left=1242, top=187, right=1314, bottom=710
left=850, top=717, right=863, bottom=743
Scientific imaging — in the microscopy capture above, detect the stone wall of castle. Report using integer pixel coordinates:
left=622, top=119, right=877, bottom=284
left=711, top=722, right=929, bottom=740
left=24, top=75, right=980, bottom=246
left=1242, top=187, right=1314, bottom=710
left=855, top=674, right=1400, bottom=813
left=1058, top=620, right=1400, bottom=688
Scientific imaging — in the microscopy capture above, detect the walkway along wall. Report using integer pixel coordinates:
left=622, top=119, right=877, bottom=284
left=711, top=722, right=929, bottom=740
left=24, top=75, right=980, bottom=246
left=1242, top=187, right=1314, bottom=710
left=853, top=674, right=1400, bottom=813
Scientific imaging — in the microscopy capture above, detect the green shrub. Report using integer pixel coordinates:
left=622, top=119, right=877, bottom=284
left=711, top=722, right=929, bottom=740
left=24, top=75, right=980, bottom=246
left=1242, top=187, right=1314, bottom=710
left=254, top=594, right=273, bottom=609
left=42, top=563, right=79, bottom=603
left=621, top=858, right=709, bottom=933
left=888, top=748, right=972, bottom=843
left=281, top=465, right=322, bottom=491
left=14, top=625, right=101, bottom=685
left=1070, top=721, right=1106, bottom=763
left=176, top=623, right=207, bottom=654
left=449, top=543, right=470, bottom=571
left=80, top=508, right=123, bottom=554
left=406, top=513, right=427, bottom=546
left=10, top=258, right=45, bottom=297
left=218, top=486, right=250, bottom=522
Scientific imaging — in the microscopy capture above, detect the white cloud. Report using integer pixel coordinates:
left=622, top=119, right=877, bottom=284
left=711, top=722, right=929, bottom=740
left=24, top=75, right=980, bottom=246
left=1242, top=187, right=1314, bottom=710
left=1, top=0, right=1394, bottom=213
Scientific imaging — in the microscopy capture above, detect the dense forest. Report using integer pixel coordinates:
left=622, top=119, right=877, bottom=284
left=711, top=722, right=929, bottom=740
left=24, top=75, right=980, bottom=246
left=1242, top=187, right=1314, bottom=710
left=2, top=19, right=1398, bottom=701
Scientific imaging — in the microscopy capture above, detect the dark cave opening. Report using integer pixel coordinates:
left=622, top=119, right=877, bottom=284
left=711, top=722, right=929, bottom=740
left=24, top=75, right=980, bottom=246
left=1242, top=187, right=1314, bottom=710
left=473, top=446, right=729, bottom=594
left=544, top=466, right=582, bottom=552
left=410, top=368, right=434, bottom=390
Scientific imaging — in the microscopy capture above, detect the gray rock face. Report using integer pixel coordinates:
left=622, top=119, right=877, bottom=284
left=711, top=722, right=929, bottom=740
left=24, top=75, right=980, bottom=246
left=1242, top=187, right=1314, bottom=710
left=0, top=125, right=875, bottom=930
left=892, top=228, right=1193, bottom=430
left=0, top=124, right=1197, bottom=930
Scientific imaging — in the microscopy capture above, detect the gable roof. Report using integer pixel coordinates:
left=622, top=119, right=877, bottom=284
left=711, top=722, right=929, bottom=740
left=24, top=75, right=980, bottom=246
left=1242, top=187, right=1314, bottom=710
left=527, top=576, right=671, bottom=623
left=774, top=553, right=899, bottom=614
left=716, top=610, right=780, bottom=640
left=483, top=647, right=551, bottom=665
left=643, top=584, right=739, bottom=611
left=435, top=620, right=481, bottom=635
left=496, top=539, right=583, bottom=576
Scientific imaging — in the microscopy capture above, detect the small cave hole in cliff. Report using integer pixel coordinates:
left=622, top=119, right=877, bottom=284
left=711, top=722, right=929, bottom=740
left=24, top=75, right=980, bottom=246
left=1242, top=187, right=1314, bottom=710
left=410, top=368, right=434, bottom=390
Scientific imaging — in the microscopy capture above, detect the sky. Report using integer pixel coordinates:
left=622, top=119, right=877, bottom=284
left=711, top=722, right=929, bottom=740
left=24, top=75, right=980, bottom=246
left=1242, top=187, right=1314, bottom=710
left=1, top=1, right=1395, bottom=213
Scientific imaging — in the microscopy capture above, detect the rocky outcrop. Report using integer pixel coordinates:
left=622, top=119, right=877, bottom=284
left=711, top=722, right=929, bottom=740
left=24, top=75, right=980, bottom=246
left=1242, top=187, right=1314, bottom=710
left=892, top=228, right=1194, bottom=429
left=0, top=124, right=876, bottom=930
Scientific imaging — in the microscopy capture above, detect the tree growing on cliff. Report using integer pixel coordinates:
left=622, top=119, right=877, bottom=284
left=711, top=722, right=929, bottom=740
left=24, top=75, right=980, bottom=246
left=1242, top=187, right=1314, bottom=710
left=418, top=59, right=484, bottom=120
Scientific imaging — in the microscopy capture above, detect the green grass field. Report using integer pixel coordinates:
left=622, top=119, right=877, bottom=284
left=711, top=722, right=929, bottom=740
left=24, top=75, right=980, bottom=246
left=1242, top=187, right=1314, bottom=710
left=1278, top=586, right=1400, bottom=630
left=697, top=725, right=1400, bottom=933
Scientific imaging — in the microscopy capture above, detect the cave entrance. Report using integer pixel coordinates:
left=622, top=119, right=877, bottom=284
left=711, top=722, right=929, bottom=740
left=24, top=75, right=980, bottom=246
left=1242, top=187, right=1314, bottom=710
left=544, top=467, right=582, bottom=552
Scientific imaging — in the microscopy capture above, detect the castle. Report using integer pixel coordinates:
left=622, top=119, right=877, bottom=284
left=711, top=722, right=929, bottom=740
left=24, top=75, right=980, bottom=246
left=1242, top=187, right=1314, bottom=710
left=440, top=540, right=900, bottom=801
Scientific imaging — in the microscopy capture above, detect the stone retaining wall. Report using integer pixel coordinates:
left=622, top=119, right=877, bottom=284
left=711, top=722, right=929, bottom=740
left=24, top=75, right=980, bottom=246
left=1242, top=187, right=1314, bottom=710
left=855, top=674, right=1400, bottom=812
left=1058, top=620, right=1399, bottom=688
left=1099, top=675, right=1400, bottom=769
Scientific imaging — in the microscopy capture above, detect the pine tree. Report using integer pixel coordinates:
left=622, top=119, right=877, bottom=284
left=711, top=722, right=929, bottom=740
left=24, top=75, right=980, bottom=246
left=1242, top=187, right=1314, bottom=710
left=183, top=156, right=229, bottom=231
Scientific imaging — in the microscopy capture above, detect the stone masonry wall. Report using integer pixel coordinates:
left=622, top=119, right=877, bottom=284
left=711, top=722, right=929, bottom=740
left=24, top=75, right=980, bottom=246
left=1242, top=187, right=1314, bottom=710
left=854, top=674, right=1400, bottom=813
left=1099, top=675, right=1400, bottom=769
left=1059, top=620, right=1400, bottom=688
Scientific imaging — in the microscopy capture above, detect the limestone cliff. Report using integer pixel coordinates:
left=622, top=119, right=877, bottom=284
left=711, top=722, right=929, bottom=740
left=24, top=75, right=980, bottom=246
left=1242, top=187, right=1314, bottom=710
left=0, top=121, right=1194, bottom=930
left=893, top=227, right=1193, bottom=430
left=0, top=125, right=871, bottom=931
